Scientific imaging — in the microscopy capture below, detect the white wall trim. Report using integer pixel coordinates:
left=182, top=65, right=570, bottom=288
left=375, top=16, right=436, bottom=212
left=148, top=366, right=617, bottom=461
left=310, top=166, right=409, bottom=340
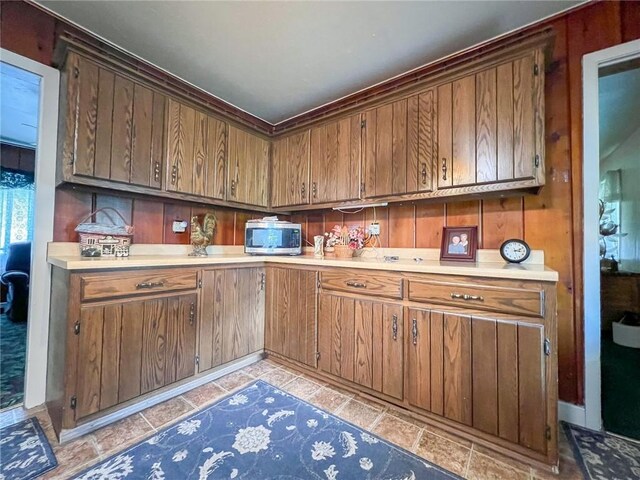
left=0, top=49, right=59, bottom=408
left=582, top=39, right=640, bottom=431
left=558, top=401, right=586, bottom=427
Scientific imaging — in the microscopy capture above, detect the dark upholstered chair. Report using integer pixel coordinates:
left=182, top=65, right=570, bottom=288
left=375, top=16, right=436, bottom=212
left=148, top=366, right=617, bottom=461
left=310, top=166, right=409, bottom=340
left=0, top=242, right=31, bottom=322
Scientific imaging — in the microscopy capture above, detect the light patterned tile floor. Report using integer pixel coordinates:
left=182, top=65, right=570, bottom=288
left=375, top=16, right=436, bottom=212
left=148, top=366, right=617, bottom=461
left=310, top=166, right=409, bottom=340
left=0, top=360, right=577, bottom=479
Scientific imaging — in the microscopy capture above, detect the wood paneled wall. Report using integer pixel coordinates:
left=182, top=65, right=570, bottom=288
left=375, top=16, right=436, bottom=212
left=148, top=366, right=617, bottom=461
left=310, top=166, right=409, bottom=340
left=1, top=144, right=36, bottom=173
left=53, top=188, right=265, bottom=246
left=5, top=0, right=640, bottom=405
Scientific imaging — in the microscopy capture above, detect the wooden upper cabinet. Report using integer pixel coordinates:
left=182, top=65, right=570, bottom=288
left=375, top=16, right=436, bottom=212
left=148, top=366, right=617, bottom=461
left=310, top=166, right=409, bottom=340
left=437, top=50, right=543, bottom=189
left=271, top=131, right=311, bottom=208
left=227, top=126, right=270, bottom=207
left=310, top=115, right=361, bottom=204
left=165, top=98, right=227, bottom=199
left=363, top=92, right=435, bottom=198
left=64, top=52, right=165, bottom=189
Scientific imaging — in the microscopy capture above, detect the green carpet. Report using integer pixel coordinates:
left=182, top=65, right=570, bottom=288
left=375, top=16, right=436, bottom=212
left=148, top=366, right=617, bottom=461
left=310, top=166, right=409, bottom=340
left=601, top=331, right=640, bottom=440
left=0, top=313, right=27, bottom=409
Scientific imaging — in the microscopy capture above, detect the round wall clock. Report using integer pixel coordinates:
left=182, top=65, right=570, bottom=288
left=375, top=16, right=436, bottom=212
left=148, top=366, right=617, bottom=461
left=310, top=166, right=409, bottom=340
left=500, top=239, right=531, bottom=264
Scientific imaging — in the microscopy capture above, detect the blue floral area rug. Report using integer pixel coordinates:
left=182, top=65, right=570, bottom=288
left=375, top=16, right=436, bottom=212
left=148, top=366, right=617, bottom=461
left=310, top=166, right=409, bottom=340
left=73, top=380, right=460, bottom=479
left=562, top=422, right=640, bottom=479
left=0, top=417, right=58, bottom=480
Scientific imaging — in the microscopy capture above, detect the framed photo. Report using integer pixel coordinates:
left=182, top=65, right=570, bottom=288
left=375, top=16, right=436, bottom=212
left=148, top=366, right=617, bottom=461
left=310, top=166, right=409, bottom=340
left=440, top=226, right=478, bottom=262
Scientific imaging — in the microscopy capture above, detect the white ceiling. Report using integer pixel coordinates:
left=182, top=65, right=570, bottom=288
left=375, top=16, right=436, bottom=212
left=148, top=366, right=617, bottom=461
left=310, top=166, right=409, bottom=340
left=0, top=62, right=40, bottom=148
left=37, top=1, right=582, bottom=124
left=599, top=66, right=640, bottom=160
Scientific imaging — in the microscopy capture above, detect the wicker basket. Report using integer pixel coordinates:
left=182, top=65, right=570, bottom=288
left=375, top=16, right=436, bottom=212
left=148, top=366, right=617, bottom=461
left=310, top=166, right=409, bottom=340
left=333, top=244, right=354, bottom=258
left=75, top=208, right=134, bottom=257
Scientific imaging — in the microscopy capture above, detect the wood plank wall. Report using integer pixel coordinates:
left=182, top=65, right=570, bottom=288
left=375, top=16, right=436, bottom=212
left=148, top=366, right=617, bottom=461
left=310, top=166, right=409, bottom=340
left=53, top=187, right=266, bottom=246
left=3, top=0, right=640, bottom=405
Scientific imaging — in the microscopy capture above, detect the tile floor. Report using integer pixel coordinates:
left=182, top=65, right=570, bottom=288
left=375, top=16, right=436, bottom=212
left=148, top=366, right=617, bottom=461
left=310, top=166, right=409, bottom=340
left=0, top=359, right=583, bottom=479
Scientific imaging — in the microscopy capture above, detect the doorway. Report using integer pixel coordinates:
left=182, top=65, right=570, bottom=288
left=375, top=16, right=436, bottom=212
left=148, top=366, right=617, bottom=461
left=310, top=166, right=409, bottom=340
left=0, top=49, right=58, bottom=410
left=583, top=39, right=640, bottom=434
left=0, top=62, right=40, bottom=410
left=597, top=60, right=640, bottom=440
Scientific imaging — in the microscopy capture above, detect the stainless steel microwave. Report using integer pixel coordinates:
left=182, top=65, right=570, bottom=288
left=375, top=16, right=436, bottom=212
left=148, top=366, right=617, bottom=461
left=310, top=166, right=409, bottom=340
left=244, top=220, right=302, bottom=255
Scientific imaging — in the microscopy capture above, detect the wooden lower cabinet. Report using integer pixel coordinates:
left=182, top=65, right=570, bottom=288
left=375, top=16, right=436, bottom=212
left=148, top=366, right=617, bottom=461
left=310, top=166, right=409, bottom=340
left=264, top=267, right=317, bottom=367
left=198, top=267, right=265, bottom=372
left=406, top=308, right=548, bottom=455
left=317, top=292, right=404, bottom=400
left=74, top=293, right=197, bottom=422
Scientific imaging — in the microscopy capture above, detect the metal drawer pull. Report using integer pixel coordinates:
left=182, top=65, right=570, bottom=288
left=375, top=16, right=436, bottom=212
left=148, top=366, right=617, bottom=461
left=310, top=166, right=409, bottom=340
left=421, top=162, right=428, bottom=184
left=171, top=165, right=177, bottom=184
left=392, top=314, right=398, bottom=340
left=442, top=158, right=447, bottom=181
left=412, top=318, right=418, bottom=345
left=136, top=281, right=165, bottom=289
left=450, top=292, right=484, bottom=302
left=189, top=302, right=195, bottom=325
left=346, top=281, right=367, bottom=288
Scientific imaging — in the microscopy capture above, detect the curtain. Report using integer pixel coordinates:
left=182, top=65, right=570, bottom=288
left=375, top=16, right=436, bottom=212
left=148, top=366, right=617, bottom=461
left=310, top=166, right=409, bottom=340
left=0, top=170, right=35, bottom=271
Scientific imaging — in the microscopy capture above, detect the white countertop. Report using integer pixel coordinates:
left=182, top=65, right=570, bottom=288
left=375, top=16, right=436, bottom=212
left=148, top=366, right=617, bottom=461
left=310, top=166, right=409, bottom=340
left=47, top=244, right=559, bottom=282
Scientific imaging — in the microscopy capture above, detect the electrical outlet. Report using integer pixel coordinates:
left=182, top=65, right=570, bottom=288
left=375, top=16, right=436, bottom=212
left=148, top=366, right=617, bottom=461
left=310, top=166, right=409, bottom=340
left=172, top=220, right=188, bottom=233
left=368, top=222, right=380, bottom=235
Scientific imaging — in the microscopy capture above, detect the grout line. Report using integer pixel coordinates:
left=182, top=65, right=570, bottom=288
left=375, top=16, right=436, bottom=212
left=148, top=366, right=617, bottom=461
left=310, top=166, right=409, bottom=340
left=139, top=413, right=158, bottom=433
left=368, top=411, right=385, bottom=431
left=411, top=427, right=424, bottom=452
left=463, top=442, right=474, bottom=477
left=180, top=395, right=198, bottom=410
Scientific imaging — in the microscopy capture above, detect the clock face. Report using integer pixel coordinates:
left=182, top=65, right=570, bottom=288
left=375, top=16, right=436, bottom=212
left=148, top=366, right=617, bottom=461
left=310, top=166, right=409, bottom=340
left=500, top=239, right=530, bottom=263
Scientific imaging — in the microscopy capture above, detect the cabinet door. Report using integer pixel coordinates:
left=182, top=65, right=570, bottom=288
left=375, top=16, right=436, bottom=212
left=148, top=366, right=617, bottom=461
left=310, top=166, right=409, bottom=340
left=271, top=131, right=310, bottom=207
left=265, top=267, right=317, bottom=366
left=74, top=293, right=197, bottom=420
left=199, top=268, right=265, bottom=372
left=130, top=86, right=165, bottom=189
left=166, top=100, right=227, bottom=198
left=406, top=308, right=548, bottom=454
left=227, top=126, right=269, bottom=207
left=64, top=53, right=165, bottom=188
left=310, top=115, right=361, bottom=203
left=437, top=51, right=542, bottom=189
left=318, top=293, right=403, bottom=399
left=363, top=94, right=435, bottom=197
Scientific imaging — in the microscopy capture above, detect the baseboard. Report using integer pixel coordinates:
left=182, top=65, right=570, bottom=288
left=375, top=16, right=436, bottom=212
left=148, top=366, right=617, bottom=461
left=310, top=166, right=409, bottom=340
left=558, top=401, right=586, bottom=427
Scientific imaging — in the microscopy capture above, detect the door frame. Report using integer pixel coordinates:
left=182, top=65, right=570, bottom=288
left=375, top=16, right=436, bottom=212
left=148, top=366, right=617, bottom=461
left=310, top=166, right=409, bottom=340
left=1, top=49, right=59, bottom=408
left=582, top=39, right=640, bottom=431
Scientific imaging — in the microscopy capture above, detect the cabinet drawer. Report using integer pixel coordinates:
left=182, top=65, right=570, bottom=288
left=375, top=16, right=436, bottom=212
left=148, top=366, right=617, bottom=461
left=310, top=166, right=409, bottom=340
left=408, top=280, right=544, bottom=317
left=81, top=270, right=198, bottom=301
left=320, top=270, right=402, bottom=299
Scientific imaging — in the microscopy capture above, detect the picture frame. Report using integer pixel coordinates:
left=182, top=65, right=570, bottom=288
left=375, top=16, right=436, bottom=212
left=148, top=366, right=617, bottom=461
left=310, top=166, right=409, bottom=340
left=440, top=226, right=478, bottom=262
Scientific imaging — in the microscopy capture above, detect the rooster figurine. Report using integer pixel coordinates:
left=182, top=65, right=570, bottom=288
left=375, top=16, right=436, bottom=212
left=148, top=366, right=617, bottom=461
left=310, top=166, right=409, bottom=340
left=189, top=212, right=217, bottom=256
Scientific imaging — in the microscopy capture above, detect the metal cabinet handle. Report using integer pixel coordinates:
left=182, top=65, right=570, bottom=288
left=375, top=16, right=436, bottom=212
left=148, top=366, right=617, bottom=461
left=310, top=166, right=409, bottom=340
left=412, top=318, right=418, bottom=345
left=392, top=314, right=398, bottom=340
left=189, top=302, right=195, bottom=325
left=154, top=162, right=161, bottom=182
left=346, top=281, right=366, bottom=288
left=450, top=292, right=484, bottom=302
left=442, top=158, right=447, bottom=181
left=73, top=67, right=79, bottom=79
left=171, top=165, right=177, bottom=185
left=230, top=179, right=236, bottom=197
left=312, top=182, right=317, bottom=198
left=136, top=281, right=165, bottom=290
left=301, top=182, right=306, bottom=199
left=421, top=163, right=428, bottom=185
